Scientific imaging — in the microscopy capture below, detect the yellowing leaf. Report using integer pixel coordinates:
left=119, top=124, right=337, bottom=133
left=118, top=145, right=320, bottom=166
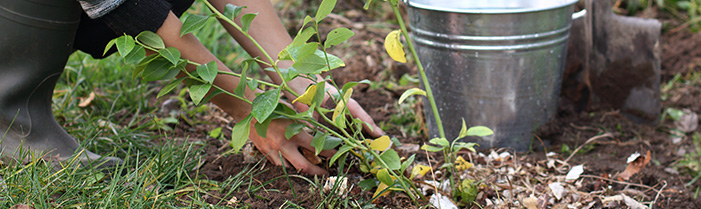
left=372, top=183, right=391, bottom=202
left=455, top=156, right=473, bottom=171
left=410, top=164, right=431, bottom=179
left=292, top=84, right=317, bottom=105
left=398, top=88, right=426, bottom=104
left=384, top=30, right=406, bottom=63
left=332, top=88, right=353, bottom=126
left=370, top=135, right=392, bottom=151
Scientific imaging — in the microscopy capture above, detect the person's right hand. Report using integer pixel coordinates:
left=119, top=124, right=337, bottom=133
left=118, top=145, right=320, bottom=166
left=247, top=118, right=335, bottom=175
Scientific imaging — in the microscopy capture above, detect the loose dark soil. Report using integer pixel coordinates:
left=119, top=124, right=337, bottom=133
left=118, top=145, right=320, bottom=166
left=164, top=3, right=701, bottom=208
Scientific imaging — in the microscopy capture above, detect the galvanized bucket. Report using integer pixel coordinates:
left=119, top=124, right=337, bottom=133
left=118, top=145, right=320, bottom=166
left=406, top=0, right=582, bottom=150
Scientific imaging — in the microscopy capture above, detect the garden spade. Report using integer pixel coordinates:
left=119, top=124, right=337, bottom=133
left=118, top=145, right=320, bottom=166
left=564, top=0, right=662, bottom=124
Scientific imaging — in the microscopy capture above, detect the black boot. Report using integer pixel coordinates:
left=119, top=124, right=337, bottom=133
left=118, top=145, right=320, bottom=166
left=0, top=0, right=122, bottom=169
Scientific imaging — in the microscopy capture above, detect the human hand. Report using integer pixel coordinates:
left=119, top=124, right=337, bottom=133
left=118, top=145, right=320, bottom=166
left=289, top=83, right=385, bottom=138
left=247, top=118, right=335, bottom=175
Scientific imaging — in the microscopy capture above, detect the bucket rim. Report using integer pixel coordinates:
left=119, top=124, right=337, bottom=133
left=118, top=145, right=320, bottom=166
left=405, top=0, right=579, bottom=14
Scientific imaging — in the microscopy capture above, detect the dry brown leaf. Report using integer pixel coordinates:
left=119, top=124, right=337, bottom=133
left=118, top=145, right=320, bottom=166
left=78, top=92, right=96, bottom=108
left=617, top=150, right=652, bottom=181
left=522, top=196, right=538, bottom=209
left=301, top=148, right=322, bottom=165
left=10, top=204, right=33, bottom=209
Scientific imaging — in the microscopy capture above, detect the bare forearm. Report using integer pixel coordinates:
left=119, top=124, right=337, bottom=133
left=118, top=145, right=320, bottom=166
left=208, top=0, right=319, bottom=94
left=157, top=11, right=256, bottom=121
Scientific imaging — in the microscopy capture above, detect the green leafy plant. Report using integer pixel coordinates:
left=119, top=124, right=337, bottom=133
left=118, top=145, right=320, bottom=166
left=106, top=0, right=428, bottom=204
left=367, top=0, right=495, bottom=206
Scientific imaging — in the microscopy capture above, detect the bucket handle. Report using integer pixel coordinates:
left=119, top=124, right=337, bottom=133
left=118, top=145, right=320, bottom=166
left=572, top=9, right=587, bottom=20
left=402, top=0, right=587, bottom=20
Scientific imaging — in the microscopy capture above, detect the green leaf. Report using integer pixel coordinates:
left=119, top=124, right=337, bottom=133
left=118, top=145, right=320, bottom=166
left=189, top=82, right=212, bottom=105
left=316, top=50, right=345, bottom=70
left=379, top=149, right=401, bottom=170
left=292, top=50, right=346, bottom=74
left=376, top=168, right=394, bottom=186
left=104, top=38, right=117, bottom=56
left=198, top=85, right=223, bottom=105
left=453, top=142, right=477, bottom=153
left=180, top=14, right=210, bottom=37
left=429, top=137, right=449, bottom=148
left=284, top=123, right=305, bottom=140
left=285, top=42, right=319, bottom=62
left=363, top=0, right=374, bottom=10
left=290, top=26, right=316, bottom=48
left=325, top=28, right=354, bottom=48
left=466, top=126, right=494, bottom=137
left=123, top=45, right=145, bottom=64
left=341, top=80, right=371, bottom=92
left=311, top=132, right=327, bottom=155
left=209, top=127, right=222, bottom=138
left=398, top=88, right=426, bottom=104
left=292, top=53, right=327, bottom=74
left=247, top=79, right=258, bottom=90
left=157, top=77, right=185, bottom=98
left=142, top=59, right=178, bottom=81
left=401, top=154, right=416, bottom=173
left=323, top=136, right=342, bottom=150
left=223, top=4, right=244, bottom=20
left=666, top=108, right=684, bottom=121
left=158, top=47, right=181, bottom=66
left=196, top=61, right=218, bottom=84
left=136, top=31, right=165, bottom=49
left=230, top=115, right=253, bottom=153
left=358, top=178, right=378, bottom=191
left=115, top=35, right=135, bottom=58
left=276, top=102, right=299, bottom=116
left=234, top=66, right=249, bottom=97
left=133, top=54, right=159, bottom=79
left=241, top=13, right=258, bottom=33
left=254, top=117, right=272, bottom=138
left=276, top=67, right=301, bottom=81
left=315, top=0, right=337, bottom=23
left=421, top=144, right=444, bottom=152
left=330, top=144, right=353, bottom=166
left=312, top=81, right=326, bottom=108
left=251, top=89, right=280, bottom=122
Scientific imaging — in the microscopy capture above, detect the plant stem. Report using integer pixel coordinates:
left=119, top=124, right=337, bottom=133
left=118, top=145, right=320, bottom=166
left=369, top=151, right=419, bottom=204
left=391, top=4, right=446, bottom=139
left=180, top=69, right=252, bottom=104
left=201, top=0, right=298, bottom=98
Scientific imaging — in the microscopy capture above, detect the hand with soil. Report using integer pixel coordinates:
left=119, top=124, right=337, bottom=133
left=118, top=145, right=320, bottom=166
left=157, top=0, right=383, bottom=174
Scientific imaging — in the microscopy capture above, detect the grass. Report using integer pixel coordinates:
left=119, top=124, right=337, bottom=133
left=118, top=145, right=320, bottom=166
left=0, top=4, right=259, bottom=208
left=0, top=2, right=372, bottom=207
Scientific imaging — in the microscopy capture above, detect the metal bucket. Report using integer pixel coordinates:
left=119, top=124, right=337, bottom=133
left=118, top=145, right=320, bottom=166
left=406, top=0, right=581, bottom=150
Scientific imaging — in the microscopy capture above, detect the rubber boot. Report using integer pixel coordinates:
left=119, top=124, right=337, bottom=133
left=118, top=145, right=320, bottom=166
left=0, top=0, right=122, bottom=169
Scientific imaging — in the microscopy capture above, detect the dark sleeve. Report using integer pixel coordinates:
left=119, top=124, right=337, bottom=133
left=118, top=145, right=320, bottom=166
left=100, top=0, right=172, bottom=36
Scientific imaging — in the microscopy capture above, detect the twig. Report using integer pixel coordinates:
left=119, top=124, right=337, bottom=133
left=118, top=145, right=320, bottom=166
left=569, top=123, right=598, bottom=131
left=580, top=174, right=660, bottom=194
left=563, top=132, right=614, bottom=164
left=650, top=181, right=667, bottom=209
left=534, top=135, right=549, bottom=157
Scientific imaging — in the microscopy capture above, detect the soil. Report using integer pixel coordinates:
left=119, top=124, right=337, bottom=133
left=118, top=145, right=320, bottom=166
left=163, top=3, right=701, bottom=208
